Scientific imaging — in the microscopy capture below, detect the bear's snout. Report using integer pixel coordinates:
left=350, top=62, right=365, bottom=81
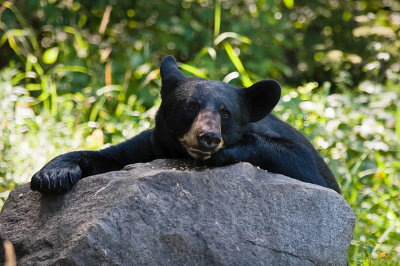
left=179, top=108, right=225, bottom=160
left=198, top=131, right=222, bottom=150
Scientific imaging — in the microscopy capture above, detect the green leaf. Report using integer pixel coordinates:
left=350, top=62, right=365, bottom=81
left=396, top=105, right=400, bottom=142
left=179, top=63, right=208, bottom=78
left=283, top=0, right=294, bottom=9
left=214, top=0, right=221, bottom=39
left=196, top=47, right=217, bottom=60
left=223, top=42, right=252, bottom=87
left=42, top=47, right=59, bottom=64
left=26, top=83, right=42, bottom=91
left=214, top=32, right=251, bottom=46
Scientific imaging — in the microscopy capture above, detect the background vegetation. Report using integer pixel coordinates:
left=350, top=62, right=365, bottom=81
left=0, top=0, right=399, bottom=264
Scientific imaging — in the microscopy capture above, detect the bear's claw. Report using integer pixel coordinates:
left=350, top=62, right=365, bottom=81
left=31, top=162, right=82, bottom=193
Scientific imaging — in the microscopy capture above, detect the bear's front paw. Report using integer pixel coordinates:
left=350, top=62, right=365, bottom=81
left=31, top=161, right=82, bottom=193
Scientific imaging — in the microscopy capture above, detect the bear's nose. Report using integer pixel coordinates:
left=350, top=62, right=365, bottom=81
left=198, top=131, right=222, bottom=150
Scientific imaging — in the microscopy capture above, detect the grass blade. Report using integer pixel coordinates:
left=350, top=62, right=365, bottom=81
left=213, top=0, right=221, bottom=39
left=223, top=42, right=252, bottom=87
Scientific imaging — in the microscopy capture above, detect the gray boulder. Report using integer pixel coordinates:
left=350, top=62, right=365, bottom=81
left=0, top=159, right=354, bottom=265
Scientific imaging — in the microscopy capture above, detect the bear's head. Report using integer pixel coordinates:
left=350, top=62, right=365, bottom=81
left=156, top=55, right=281, bottom=160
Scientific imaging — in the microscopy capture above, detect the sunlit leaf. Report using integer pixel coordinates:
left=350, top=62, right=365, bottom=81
left=7, top=34, right=20, bottom=55
left=26, top=83, right=42, bottom=91
left=42, top=47, right=59, bottom=65
left=96, top=85, right=121, bottom=96
left=50, top=81, right=58, bottom=115
left=222, top=71, right=240, bottom=83
left=196, top=47, right=217, bottom=61
left=283, top=0, right=294, bottom=9
left=214, top=0, right=221, bottom=38
left=0, top=33, right=8, bottom=46
left=396, top=105, right=400, bottom=142
left=179, top=63, right=208, bottom=78
left=223, top=42, right=252, bottom=86
left=90, top=95, right=107, bottom=121
left=214, top=32, right=251, bottom=46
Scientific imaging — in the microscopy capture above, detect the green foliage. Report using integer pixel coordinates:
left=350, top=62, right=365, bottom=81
left=1, top=0, right=400, bottom=264
left=277, top=81, right=399, bottom=265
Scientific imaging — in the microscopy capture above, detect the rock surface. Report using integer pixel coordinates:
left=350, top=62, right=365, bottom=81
left=0, top=159, right=355, bottom=265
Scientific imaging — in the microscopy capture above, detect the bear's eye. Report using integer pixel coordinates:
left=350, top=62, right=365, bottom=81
left=188, top=101, right=200, bottom=111
left=220, top=108, right=231, bottom=119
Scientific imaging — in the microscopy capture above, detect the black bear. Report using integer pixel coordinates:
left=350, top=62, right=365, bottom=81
left=31, top=55, right=341, bottom=194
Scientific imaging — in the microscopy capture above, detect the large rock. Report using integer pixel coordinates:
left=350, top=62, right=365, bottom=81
left=0, top=159, right=355, bottom=265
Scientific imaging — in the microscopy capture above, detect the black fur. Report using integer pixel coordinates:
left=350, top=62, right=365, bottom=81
left=31, top=56, right=341, bottom=194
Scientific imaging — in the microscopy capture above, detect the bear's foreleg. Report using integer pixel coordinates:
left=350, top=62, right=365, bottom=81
left=207, top=134, right=328, bottom=188
left=31, top=129, right=155, bottom=193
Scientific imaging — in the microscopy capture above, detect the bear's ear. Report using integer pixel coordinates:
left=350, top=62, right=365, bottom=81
left=240, top=79, right=281, bottom=122
left=160, top=55, right=186, bottom=97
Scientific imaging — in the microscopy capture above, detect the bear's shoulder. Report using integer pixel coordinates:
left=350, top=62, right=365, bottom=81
left=247, top=114, right=303, bottom=142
